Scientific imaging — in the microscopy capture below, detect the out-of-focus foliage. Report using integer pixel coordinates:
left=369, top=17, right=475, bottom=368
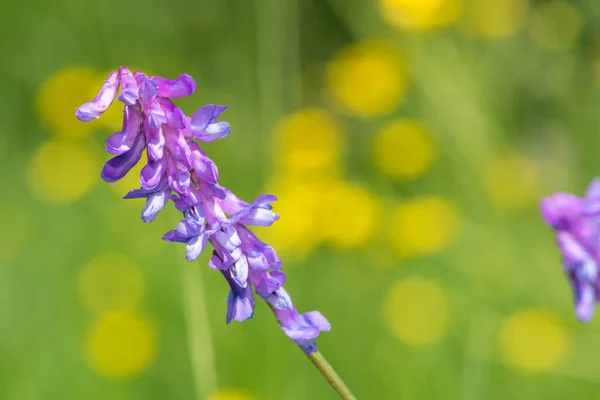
left=2, top=0, right=600, bottom=399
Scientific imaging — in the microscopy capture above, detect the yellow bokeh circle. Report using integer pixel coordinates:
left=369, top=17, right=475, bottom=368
left=499, top=309, right=569, bottom=373
left=207, top=390, right=255, bottom=400
left=461, top=0, right=528, bottom=39
left=85, top=310, right=157, bottom=379
left=530, top=1, right=582, bottom=52
left=37, top=67, right=100, bottom=138
left=383, top=278, right=450, bottom=346
left=373, top=119, right=437, bottom=180
left=320, top=182, right=381, bottom=249
left=255, top=179, right=324, bottom=260
left=273, top=109, right=344, bottom=180
left=26, top=140, right=100, bottom=205
left=78, top=253, right=146, bottom=314
left=378, top=0, right=461, bottom=31
left=390, top=196, right=460, bottom=258
left=326, top=41, right=409, bottom=118
left=483, top=151, right=539, bottom=210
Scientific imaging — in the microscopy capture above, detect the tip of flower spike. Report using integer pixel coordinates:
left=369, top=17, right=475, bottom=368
left=584, top=178, right=600, bottom=216
left=281, top=311, right=331, bottom=341
left=75, top=71, right=120, bottom=121
left=540, top=193, right=582, bottom=229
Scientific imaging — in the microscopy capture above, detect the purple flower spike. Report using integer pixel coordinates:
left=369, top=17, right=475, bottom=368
left=76, top=72, right=119, bottom=121
left=76, top=67, right=329, bottom=354
left=541, top=179, right=600, bottom=322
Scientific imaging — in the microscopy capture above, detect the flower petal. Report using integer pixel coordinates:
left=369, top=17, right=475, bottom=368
left=160, top=98, right=186, bottom=129
left=540, top=193, right=583, bottom=230
left=151, top=74, right=196, bottom=98
left=76, top=72, right=120, bottom=121
left=226, top=283, right=255, bottom=323
left=141, top=185, right=171, bottom=223
left=229, top=256, right=249, bottom=288
left=191, top=105, right=230, bottom=142
left=117, top=67, right=139, bottom=105
left=140, top=159, right=166, bottom=189
left=144, top=120, right=165, bottom=161
left=163, top=220, right=199, bottom=242
left=254, top=270, right=286, bottom=295
left=101, top=133, right=145, bottom=183
left=302, top=311, right=331, bottom=332
left=584, top=178, right=600, bottom=216
left=106, top=105, right=142, bottom=155
left=186, top=233, right=209, bottom=262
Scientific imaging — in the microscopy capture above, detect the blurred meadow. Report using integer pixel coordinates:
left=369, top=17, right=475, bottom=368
left=2, top=0, right=600, bottom=399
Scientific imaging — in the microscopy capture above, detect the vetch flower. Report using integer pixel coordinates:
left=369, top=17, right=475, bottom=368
left=76, top=67, right=329, bottom=354
left=541, top=179, right=600, bottom=322
left=264, top=288, right=331, bottom=354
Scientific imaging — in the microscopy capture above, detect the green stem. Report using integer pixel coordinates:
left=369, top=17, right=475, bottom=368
left=181, top=261, right=218, bottom=399
left=306, top=350, right=357, bottom=400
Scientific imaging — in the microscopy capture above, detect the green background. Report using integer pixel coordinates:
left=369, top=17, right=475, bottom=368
left=2, top=0, right=600, bottom=399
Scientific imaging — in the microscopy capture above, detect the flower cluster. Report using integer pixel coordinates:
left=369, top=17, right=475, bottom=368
left=76, top=67, right=330, bottom=353
left=540, top=179, right=600, bottom=322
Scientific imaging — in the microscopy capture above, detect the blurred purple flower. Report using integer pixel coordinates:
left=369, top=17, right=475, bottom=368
left=541, top=179, right=600, bottom=322
left=76, top=66, right=329, bottom=353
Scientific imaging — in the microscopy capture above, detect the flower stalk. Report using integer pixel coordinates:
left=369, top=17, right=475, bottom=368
left=306, top=351, right=357, bottom=400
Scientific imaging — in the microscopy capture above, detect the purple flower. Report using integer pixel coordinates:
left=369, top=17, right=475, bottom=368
left=76, top=67, right=329, bottom=354
left=76, top=72, right=120, bottom=121
left=541, top=179, right=600, bottom=322
left=263, top=288, right=331, bottom=353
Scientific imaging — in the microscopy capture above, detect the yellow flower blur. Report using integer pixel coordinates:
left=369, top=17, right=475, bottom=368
left=378, top=0, right=461, bottom=31
left=390, top=196, right=460, bottom=258
left=78, top=253, right=146, bottom=314
left=255, top=179, right=324, bottom=260
left=320, top=182, right=381, bottom=249
left=85, top=310, right=157, bottom=379
left=37, top=67, right=100, bottom=138
left=461, top=0, right=528, bottom=39
left=383, top=278, right=450, bottom=346
left=326, top=41, right=408, bottom=118
left=26, top=140, right=100, bottom=205
left=484, top=151, right=540, bottom=210
left=373, top=119, right=437, bottom=180
left=530, top=1, right=582, bottom=52
left=273, top=109, right=344, bottom=181
left=499, top=309, right=569, bottom=373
